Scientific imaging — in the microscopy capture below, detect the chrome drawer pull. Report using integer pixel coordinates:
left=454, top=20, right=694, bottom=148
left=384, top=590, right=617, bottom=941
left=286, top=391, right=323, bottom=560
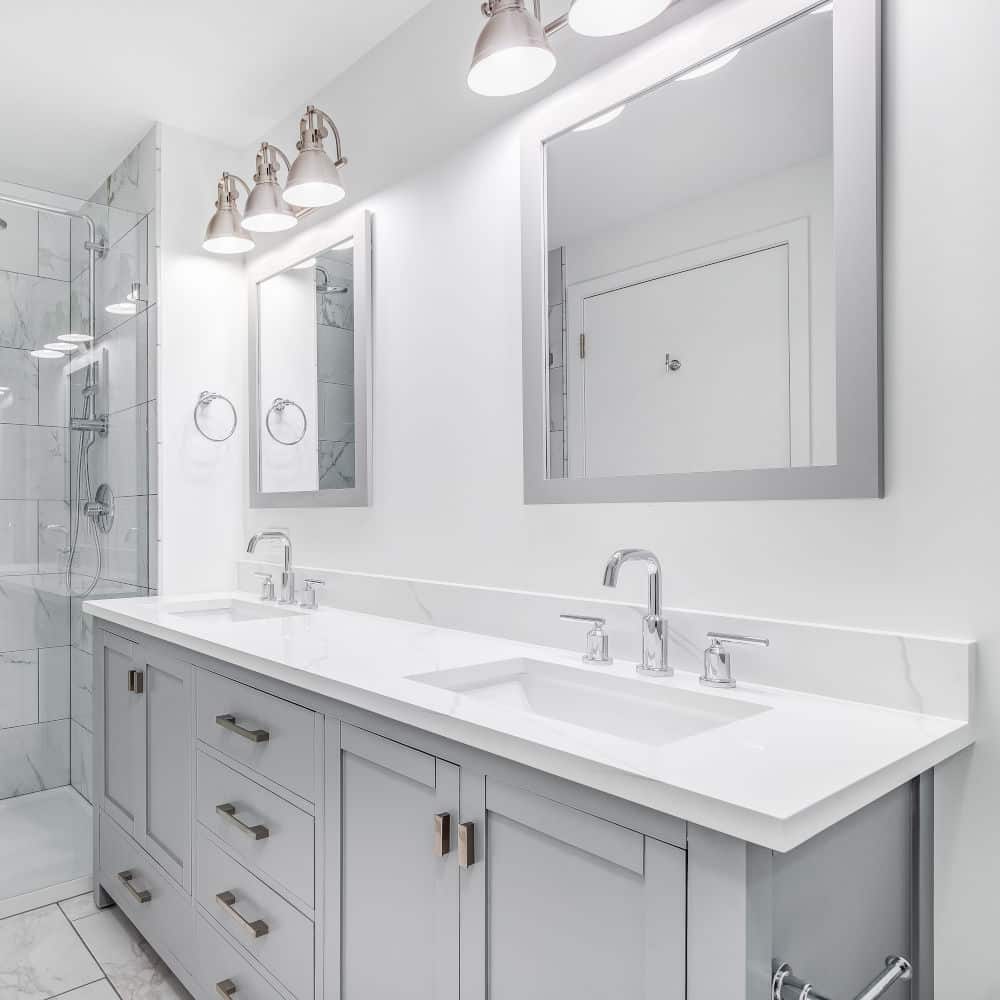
left=216, top=890, right=269, bottom=938
left=217, top=803, right=270, bottom=841
left=116, top=870, right=151, bottom=903
left=216, top=714, right=270, bottom=743
left=458, top=821, right=475, bottom=868
left=434, top=812, right=451, bottom=857
left=216, top=980, right=237, bottom=999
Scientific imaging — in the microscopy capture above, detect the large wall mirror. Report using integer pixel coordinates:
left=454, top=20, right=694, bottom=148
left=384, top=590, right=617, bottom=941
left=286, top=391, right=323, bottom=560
left=249, top=210, right=372, bottom=507
left=521, top=0, right=882, bottom=502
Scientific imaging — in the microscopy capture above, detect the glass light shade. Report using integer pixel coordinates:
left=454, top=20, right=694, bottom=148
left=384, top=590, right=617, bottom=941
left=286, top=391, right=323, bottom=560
left=203, top=205, right=255, bottom=255
left=573, top=104, right=626, bottom=131
left=44, top=342, right=77, bottom=353
left=243, top=180, right=298, bottom=233
left=678, top=48, right=741, bottom=80
left=282, top=149, right=346, bottom=208
left=468, top=3, right=556, bottom=97
left=58, top=333, right=93, bottom=343
left=30, top=348, right=65, bottom=359
left=567, top=0, right=673, bottom=36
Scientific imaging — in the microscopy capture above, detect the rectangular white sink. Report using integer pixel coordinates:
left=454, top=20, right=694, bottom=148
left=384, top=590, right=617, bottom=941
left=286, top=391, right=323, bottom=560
left=163, top=598, right=305, bottom=625
left=409, top=658, right=768, bottom=746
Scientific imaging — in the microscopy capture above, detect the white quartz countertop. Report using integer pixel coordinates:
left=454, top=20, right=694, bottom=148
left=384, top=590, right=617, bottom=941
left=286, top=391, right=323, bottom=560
left=83, top=593, right=973, bottom=851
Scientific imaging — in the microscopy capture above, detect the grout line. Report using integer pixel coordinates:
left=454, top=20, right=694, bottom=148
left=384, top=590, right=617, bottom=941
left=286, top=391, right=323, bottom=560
left=62, top=904, right=125, bottom=998
left=44, top=976, right=108, bottom=1000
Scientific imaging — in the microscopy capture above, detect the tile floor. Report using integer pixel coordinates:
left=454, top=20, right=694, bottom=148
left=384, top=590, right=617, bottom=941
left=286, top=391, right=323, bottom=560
left=0, top=892, right=191, bottom=1000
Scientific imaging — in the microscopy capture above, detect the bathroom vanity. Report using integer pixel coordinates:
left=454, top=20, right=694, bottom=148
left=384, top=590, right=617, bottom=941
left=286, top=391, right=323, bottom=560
left=84, top=593, right=972, bottom=1000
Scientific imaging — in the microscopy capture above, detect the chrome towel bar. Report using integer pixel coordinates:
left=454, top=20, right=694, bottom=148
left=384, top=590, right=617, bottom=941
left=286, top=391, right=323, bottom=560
left=772, top=956, right=912, bottom=1000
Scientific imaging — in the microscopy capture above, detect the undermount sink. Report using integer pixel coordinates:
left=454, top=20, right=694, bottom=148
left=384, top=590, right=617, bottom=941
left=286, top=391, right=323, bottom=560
left=409, top=658, right=768, bottom=746
left=163, top=598, right=304, bottom=625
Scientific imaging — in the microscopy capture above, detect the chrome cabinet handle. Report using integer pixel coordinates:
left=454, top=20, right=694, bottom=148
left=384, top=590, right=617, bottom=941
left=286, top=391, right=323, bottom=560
left=127, top=669, right=144, bottom=694
left=216, top=980, right=237, bottom=999
left=216, top=803, right=270, bottom=841
left=215, top=714, right=270, bottom=743
left=434, top=812, right=451, bottom=857
left=458, top=821, right=475, bottom=868
left=117, top=870, right=151, bottom=903
left=216, top=890, right=269, bottom=938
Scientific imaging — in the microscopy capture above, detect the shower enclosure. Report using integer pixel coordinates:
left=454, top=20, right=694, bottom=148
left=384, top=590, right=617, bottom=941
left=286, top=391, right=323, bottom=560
left=0, top=127, right=159, bottom=916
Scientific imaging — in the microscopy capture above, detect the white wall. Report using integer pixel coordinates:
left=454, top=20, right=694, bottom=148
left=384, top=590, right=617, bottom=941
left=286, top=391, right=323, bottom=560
left=152, top=1, right=997, bottom=993
left=158, top=126, right=248, bottom=593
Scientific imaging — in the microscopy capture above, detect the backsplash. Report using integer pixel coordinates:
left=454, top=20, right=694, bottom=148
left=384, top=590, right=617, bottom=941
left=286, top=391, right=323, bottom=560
left=238, top=560, right=973, bottom=722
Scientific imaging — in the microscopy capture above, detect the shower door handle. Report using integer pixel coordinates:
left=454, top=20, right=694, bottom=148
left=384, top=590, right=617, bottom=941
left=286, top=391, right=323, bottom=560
left=127, top=669, right=144, bottom=694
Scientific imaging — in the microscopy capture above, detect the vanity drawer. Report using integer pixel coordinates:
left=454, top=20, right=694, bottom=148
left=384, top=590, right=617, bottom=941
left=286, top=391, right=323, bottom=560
left=99, top=811, right=193, bottom=975
left=196, top=751, right=315, bottom=906
left=196, top=669, right=317, bottom=801
left=195, top=911, right=287, bottom=1000
left=196, top=832, right=314, bottom=1000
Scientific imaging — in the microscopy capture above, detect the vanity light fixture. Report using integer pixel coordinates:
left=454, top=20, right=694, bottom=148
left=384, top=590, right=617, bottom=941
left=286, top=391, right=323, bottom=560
left=203, top=173, right=256, bottom=255
left=243, top=143, right=299, bottom=233
left=573, top=103, right=625, bottom=131
left=282, top=105, right=348, bottom=208
left=677, top=47, right=741, bottom=80
left=468, top=0, right=674, bottom=96
left=105, top=281, right=143, bottom=316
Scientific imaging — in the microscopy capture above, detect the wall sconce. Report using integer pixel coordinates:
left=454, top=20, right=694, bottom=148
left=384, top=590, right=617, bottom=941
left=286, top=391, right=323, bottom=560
left=468, top=0, right=675, bottom=96
left=203, top=105, right=347, bottom=255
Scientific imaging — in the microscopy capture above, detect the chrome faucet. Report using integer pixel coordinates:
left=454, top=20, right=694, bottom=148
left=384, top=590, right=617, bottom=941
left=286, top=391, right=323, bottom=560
left=602, top=549, right=671, bottom=677
left=246, top=530, right=295, bottom=604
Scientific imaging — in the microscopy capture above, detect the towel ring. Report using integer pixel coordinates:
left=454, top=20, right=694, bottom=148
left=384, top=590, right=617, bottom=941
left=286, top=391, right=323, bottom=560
left=266, top=397, right=308, bottom=446
left=194, top=391, right=237, bottom=442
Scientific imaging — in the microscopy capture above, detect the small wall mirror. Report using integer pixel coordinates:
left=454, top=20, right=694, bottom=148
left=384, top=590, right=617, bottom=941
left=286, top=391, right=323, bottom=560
left=521, top=0, right=882, bottom=502
left=250, top=210, right=372, bottom=507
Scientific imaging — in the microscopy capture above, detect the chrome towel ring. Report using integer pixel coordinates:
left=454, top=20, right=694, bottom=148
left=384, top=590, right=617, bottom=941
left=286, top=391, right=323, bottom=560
left=266, top=397, right=308, bottom=446
left=194, top=391, right=238, bottom=442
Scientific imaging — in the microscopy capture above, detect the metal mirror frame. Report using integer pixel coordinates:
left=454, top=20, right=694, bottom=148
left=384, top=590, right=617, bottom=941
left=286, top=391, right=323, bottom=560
left=520, top=0, right=882, bottom=503
left=249, top=208, right=373, bottom=508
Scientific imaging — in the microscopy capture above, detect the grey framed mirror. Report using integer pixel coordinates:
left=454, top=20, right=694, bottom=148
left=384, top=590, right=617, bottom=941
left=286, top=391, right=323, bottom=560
left=249, top=209, right=372, bottom=507
left=521, top=0, right=882, bottom=502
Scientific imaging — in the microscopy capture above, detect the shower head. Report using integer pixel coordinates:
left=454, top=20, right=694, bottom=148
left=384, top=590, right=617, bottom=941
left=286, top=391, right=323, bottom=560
left=314, top=265, right=348, bottom=295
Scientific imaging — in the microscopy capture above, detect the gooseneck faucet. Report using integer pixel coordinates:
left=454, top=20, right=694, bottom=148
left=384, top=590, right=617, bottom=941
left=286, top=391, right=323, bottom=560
left=247, top=530, right=295, bottom=604
left=602, top=549, right=671, bottom=677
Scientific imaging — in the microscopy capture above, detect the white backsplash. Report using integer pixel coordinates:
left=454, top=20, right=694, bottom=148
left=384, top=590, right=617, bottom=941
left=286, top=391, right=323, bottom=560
left=238, top=560, right=973, bottom=722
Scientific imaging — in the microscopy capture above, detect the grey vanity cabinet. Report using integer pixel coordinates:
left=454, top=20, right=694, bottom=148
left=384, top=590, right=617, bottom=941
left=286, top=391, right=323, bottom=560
left=337, top=723, right=461, bottom=1000
left=94, top=629, right=193, bottom=889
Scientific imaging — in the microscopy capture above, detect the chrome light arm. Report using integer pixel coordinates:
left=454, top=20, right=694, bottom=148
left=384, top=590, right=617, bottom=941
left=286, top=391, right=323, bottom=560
left=772, top=956, right=913, bottom=1000
left=299, top=105, right=348, bottom=167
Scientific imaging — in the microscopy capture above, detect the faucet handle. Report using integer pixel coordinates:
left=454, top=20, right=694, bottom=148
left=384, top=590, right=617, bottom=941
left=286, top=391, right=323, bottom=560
left=560, top=613, right=612, bottom=665
left=299, top=578, right=325, bottom=610
left=253, top=572, right=275, bottom=602
left=702, top=632, right=769, bottom=688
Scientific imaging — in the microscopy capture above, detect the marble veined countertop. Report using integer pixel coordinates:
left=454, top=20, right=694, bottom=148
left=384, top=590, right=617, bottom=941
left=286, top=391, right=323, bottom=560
left=84, top=592, right=973, bottom=851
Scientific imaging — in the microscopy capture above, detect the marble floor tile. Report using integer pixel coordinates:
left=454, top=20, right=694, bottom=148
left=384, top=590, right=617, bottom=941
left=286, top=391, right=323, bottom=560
left=59, top=982, right=119, bottom=1000
left=58, top=892, right=100, bottom=923
left=74, top=908, right=192, bottom=1000
left=0, top=719, right=69, bottom=798
left=39, top=645, right=71, bottom=723
left=0, top=904, right=102, bottom=1000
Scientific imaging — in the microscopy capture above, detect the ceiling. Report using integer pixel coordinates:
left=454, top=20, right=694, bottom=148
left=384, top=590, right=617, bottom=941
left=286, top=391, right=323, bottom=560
left=0, top=0, right=433, bottom=198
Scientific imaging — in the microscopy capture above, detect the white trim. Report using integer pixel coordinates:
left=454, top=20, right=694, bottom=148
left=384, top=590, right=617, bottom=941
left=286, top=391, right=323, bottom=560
left=0, top=875, right=93, bottom=921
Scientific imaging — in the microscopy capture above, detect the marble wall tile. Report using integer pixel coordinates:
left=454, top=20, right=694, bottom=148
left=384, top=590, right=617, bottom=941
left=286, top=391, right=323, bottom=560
left=0, top=903, right=102, bottom=998
left=38, top=350, right=69, bottom=428
left=0, top=719, right=70, bottom=796
left=97, top=313, right=146, bottom=416
left=0, top=573, right=70, bottom=652
left=146, top=305, right=157, bottom=404
left=0, top=202, right=39, bottom=276
left=70, top=646, right=93, bottom=732
left=92, top=402, right=148, bottom=497
left=108, top=127, right=158, bottom=222
left=0, top=499, right=38, bottom=574
left=99, top=218, right=148, bottom=339
left=70, top=720, right=92, bottom=802
left=318, top=382, right=354, bottom=442
left=38, top=213, right=71, bottom=281
left=0, top=649, right=38, bottom=728
left=69, top=264, right=90, bottom=339
left=317, top=326, right=354, bottom=386
left=318, top=440, right=355, bottom=490
left=147, top=399, right=158, bottom=496
left=0, top=272, right=71, bottom=350
left=39, top=645, right=71, bottom=722
left=0, top=424, right=68, bottom=500
left=102, top=495, right=149, bottom=588
left=0, top=346, right=38, bottom=424
left=37, top=500, right=71, bottom=575
left=72, top=581, right=146, bottom=653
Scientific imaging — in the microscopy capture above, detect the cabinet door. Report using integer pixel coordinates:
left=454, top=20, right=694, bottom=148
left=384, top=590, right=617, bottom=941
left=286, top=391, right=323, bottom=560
left=135, top=646, right=192, bottom=888
left=96, top=630, right=142, bottom=835
left=338, top=723, right=459, bottom=1000
left=478, top=778, right=686, bottom=1000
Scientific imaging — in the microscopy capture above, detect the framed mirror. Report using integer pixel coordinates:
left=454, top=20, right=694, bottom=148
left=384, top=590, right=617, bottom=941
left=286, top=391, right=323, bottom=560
left=521, top=0, right=882, bottom=502
left=249, top=209, right=372, bottom=507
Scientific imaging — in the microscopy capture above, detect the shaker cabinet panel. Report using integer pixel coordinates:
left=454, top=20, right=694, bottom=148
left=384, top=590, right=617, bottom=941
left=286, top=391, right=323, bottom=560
left=483, top=779, right=686, bottom=1000
left=98, top=631, right=142, bottom=835
left=338, top=724, right=460, bottom=1000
